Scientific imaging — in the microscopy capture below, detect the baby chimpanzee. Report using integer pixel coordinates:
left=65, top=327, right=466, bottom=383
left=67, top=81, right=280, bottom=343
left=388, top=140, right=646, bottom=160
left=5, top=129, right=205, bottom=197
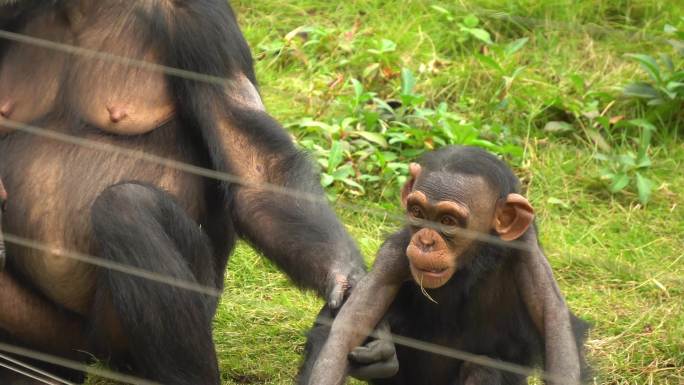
left=300, top=146, right=590, bottom=385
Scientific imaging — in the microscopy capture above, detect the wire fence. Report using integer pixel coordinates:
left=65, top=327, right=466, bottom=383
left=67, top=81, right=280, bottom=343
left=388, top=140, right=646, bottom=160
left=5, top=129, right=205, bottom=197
left=0, top=4, right=609, bottom=383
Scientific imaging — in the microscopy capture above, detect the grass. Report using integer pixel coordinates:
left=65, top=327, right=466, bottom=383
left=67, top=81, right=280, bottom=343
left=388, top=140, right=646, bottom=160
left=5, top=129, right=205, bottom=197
left=90, top=1, right=684, bottom=384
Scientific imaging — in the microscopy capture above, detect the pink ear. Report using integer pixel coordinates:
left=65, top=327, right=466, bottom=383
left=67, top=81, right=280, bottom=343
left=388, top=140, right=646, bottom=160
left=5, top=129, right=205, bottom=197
left=401, top=163, right=421, bottom=208
left=494, top=194, right=534, bottom=241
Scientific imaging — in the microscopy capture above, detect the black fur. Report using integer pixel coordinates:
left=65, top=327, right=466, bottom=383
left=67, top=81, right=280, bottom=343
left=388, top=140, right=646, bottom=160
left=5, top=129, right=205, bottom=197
left=90, top=182, right=219, bottom=384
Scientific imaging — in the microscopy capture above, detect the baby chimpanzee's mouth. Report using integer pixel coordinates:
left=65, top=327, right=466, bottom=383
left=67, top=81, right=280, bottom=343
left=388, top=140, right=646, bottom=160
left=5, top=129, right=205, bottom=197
left=416, top=266, right=449, bottom=277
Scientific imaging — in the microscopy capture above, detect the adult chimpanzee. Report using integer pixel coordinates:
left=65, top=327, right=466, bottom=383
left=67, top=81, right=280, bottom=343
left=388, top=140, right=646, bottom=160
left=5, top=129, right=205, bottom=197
left=299, top=146, right=590, bottom=385
left=0, top=1, right=397, bottom=384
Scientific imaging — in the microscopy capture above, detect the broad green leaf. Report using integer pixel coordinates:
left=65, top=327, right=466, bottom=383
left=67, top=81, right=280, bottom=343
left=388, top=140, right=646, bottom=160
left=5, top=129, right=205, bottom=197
left=463, top=14, right=479, bottom=28
left=623, top=83, right=659, bottom=99
left=569, top=74, right=585, bottom=92
left=373, top=98, right=395, bottom=113
left=401, top=68, right=416, bottom=96
left=332, top=165, right=353, bottom=179
left=504, top=37, right=529, bottom=56
left=387, top=162, right=408, bottom=171
left=616, top=154, right=636, bottom=167
left=342, top=178, right=365, bottom=193
left=635, top=173, right=654, bottom=205
left=599, top=169, right=615, bottom=179
left=464, top=28, right=493, bottom=45
left=362, top=63, right=380, bottom=78
left=327, top=141, right=343, bottom=173
left=380, top=39, right=397, bottom=52
left=475, top=54, right=503, bottom=72
left=381, top=151, right=398, bottom=162
left=320, top=173, right=334, bottom=187
left=666, top=81, right=684, bottom=91
left=630, top=119, right=655, bottom=160
left=297, top=120, right=334, bottom=131
left=625, top=54, right=661, bottom=83
left=628, top=118, right=657, bottom=132
left=609, top=173, right=630, bottom=192
left=355, top=131, right=388, bottom=148
left=351, top=78, right=364, bottom=99
left=636, top=156, right=652, bottom=168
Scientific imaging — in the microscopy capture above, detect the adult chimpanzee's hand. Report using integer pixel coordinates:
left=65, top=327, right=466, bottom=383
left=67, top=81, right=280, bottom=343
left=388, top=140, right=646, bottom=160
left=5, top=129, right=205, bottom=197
left=348, top=321, right=399, bottom=380
left=326, top=268, right=365, bottom=310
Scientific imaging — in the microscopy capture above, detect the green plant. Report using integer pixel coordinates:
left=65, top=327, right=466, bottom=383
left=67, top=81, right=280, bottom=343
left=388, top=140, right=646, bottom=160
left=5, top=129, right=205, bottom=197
left=623, top=54, right=684, bottom=105
left=430, top=6, right=493, bottom=45
left=622, top=20, right=684, bottom=134
left=290, top=68, right=522, bottom=199
left=595, top=119, right=656, bottom=205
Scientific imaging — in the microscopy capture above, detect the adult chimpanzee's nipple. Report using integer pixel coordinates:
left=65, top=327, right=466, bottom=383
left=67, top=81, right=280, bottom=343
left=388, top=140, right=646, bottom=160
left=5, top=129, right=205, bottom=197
left=0, top=101, right=14, bottom=118
left=107, top=106, right=128, bottom=123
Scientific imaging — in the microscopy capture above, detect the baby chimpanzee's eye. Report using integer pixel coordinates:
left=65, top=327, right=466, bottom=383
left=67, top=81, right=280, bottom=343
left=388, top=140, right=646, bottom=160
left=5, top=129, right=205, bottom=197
left=440, top=216, right=457, bottom=227
left=409, top=205, right=423, bottom=219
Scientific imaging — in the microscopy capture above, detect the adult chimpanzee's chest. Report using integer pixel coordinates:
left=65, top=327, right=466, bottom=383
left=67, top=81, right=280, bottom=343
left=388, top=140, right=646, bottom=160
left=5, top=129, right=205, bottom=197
left=0, top=6, right=176, bottom=137
left=0, top=120, right=220, bottom=314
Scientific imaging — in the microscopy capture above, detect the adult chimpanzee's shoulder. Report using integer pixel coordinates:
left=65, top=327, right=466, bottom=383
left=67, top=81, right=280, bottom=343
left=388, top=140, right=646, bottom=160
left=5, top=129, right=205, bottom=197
left=166, top=1, right=256, bottom=84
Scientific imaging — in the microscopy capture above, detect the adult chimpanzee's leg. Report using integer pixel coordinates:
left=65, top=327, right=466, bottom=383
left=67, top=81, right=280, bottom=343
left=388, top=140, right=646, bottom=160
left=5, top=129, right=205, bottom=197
left=90, top=182, right=219, bottom=385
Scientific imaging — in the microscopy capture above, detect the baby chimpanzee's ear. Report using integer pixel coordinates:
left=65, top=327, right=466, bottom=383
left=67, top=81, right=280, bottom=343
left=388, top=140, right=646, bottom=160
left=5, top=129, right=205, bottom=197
left=493, top=193, right=534, bottom=241
left=400, top=163, right=421, bottom=208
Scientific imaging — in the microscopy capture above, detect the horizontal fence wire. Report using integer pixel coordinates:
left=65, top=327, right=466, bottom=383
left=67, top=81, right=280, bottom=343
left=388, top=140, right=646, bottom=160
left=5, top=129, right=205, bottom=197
left=0, top=360, right=56, bottom=385
left=2, top=233, right=221, bottom=297
left=0, top=343, right=160, bottom=385
left=0, top=352, right=76, bottom=385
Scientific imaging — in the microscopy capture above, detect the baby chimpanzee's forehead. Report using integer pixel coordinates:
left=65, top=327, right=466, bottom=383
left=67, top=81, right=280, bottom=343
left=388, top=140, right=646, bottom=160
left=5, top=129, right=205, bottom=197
left=414, top=171, right=494, bottom=207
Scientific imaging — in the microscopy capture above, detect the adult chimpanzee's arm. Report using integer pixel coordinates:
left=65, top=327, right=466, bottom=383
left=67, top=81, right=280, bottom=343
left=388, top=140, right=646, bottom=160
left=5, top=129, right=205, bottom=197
left=515, top=226, right=582, bottom=385
left=0, top=179, right=6, bottom=271
left=305, top=229, right=411, bottom=385
left=165, top=1, right=365, bottom=305
left=225, top=108, right=366, bottom=305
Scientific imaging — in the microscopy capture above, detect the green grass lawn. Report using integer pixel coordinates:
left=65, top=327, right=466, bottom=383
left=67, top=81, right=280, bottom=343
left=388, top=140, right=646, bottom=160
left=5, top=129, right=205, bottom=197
left=88, top=1, right=683, bottom=384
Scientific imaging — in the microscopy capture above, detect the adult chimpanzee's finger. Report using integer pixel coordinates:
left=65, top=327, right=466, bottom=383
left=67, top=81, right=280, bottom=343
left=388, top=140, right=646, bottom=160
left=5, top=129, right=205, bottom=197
left=348, top=339, right=396, bottom=364
left=348, top=350, right=399, bottom=380
left=326, top=270, right=362, bottom=309
left=326, top=277, right=346, bottom=310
